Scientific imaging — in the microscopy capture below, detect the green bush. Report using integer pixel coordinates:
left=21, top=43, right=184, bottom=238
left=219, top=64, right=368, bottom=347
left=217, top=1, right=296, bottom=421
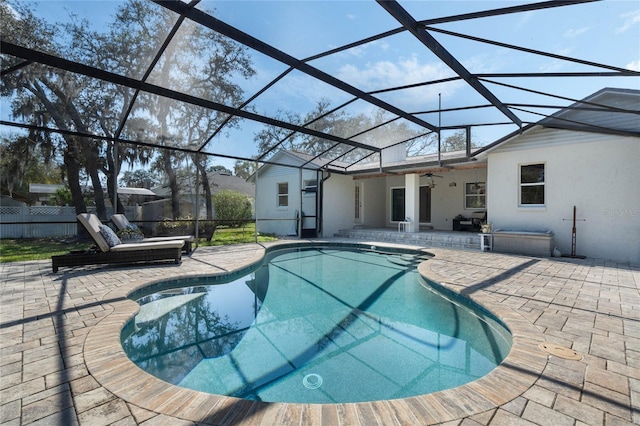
left=213, top=190, right=252, bottom=227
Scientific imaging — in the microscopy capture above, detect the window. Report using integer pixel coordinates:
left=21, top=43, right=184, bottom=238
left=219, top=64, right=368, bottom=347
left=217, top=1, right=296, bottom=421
left=465, top=182, right=486, bottom=209
left=520, top=163, right=545, bottom=205
left=277, top=182, right=288, bottom=207
left=303, top=179, right=317, bottom=195
left=391, top=188, right=405, bottom=222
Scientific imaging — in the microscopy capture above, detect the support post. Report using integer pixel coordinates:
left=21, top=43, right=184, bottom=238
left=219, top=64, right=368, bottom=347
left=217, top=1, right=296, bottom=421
left=405, top=173, right=420, bottom=233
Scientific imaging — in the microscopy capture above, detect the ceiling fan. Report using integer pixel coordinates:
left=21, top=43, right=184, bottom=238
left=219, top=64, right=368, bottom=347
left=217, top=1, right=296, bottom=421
left=421, top=172, right=443, bottom=188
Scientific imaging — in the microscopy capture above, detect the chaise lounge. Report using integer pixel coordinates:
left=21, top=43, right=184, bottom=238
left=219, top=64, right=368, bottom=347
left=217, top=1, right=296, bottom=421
left=111, top=214, right=195, bottom=254
left=51, top=213, right=184, bottom=272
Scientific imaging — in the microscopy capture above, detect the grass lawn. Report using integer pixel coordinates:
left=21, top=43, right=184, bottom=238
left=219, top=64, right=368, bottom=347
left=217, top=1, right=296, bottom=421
left=200, top=225, right=277, bottom=246
left=0, top=225, right=278, bottom=263
left=0, top=238, right=93, bottom=263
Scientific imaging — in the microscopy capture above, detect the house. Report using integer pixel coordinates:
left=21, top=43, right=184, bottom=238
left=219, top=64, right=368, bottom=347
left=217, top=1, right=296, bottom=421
left=477, top=87, right=639, bottom=264
left=253, top=88, right=639, bottom=263
left=253, top=149, right=488, bottom=238
left=149, top=171, right=256, bottom=220
left=29, top=183, right=65, bottom=205
left=252, top=151, right=334, bottom=237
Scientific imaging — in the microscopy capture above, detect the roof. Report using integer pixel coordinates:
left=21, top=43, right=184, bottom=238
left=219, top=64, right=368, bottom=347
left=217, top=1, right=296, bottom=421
left=117, top=187, right=157, bottom=196
left=475, top=88, right=640, bottom=157
left=2, top=1, right=639, bottom=175
left=28, top=184, right=64, bottom=194
left=153, top=172, right=255, bottom=198
left=0, top=195, right=27, bottom=207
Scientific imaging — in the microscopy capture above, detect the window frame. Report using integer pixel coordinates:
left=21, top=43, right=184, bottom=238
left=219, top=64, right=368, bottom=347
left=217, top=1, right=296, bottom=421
left=519, top=163, right=546, bottom=207
left=277, top=182, right=289, bottom=209
left=464, top=182, right=486, bottom=210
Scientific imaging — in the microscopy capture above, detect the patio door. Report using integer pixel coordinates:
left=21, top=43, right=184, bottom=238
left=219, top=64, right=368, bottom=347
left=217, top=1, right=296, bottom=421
left=354, top=183, right=363, bottom=225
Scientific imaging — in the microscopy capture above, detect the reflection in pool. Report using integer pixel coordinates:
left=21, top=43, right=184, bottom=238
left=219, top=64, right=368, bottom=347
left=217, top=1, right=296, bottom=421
left=122, top=246, right=512, bottom=403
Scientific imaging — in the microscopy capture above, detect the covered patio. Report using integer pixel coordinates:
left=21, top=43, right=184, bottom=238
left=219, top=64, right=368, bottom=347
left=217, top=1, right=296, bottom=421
left=1, top=241, right=638, bottom=425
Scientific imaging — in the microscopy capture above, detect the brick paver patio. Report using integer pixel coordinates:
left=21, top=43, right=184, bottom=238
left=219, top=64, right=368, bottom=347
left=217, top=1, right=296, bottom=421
left=1, top=240, right=638, bottom=425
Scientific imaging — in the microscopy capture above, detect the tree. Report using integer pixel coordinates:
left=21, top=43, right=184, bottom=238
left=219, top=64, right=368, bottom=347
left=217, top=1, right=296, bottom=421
left=441, top=130, right=469, bottom=152
left=1, top=2, right=133, bottom=218
left=213, top=190, right=252, bottom=227
left=234, top=160, right=255, bottom=180
left=208, top=165, right=233, bottom=175
left=50, top=186, right=72, bottom=206
left=2, top=0, right=254, bottom=221
left=112, top=1, right=256, bottom=219
left=0, top=133, right=59, bottom=198
left=252, top=99, right=435, bottom=162
left=120, top=169, right=160, bottom=188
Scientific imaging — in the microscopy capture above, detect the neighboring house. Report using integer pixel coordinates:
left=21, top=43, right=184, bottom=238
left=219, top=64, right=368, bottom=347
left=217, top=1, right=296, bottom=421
left=29, top=183, right=64, bottom=205
left=149, top=171, right=255, bottom=219
left=253, top=88, right=639, bottom=263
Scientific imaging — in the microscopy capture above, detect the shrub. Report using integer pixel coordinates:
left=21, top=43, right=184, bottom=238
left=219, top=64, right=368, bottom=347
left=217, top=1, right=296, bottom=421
left=213, top=190, right=252, bottom=227
left=157, top=215, right=216, bottom=239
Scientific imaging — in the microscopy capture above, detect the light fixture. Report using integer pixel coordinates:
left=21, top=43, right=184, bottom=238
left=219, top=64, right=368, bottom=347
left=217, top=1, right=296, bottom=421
left=421, top=172, right=442, bottom=189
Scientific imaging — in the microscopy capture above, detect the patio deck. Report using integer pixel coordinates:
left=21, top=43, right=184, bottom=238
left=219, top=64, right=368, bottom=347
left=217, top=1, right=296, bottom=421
left=1, top=239, right=638, bottom=425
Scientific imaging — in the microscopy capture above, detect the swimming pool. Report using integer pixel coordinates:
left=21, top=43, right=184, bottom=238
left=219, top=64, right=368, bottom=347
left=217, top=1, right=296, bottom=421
left=122, top=246, right=512, bottom=403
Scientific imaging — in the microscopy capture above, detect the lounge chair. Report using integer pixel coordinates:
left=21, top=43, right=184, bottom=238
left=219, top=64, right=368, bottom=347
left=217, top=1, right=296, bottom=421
left=110, top=214, right=195, bottom=253
left=51, top=213, right=184, bottom=272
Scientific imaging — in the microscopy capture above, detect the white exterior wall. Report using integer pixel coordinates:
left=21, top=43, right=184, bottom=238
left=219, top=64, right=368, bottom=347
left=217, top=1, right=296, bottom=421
left=362, top=176, right=386, bottom=227
left=255, top=160, right=319, bottom=236
left=321, top=174, right=356, bottom=237
left=429, top=169, right=487, bottom=230
left=487, top=128, right=640, bottom=263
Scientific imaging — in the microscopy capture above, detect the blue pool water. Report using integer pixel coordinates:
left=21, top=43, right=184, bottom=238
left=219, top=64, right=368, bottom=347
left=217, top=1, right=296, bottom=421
left=122, top=246, right=512, bottom=403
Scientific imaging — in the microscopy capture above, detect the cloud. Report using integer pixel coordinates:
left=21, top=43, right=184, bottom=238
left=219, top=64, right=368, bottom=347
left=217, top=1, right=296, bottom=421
left=627, top=60, right=640, bottom=71
left=336, top=56, right=460, bottom=109
left=563, top=27, right=590, bottom=37
left=338, top=56, right=448, bottom=90
left=343, top=39, right=390, bottom=59
left=617, top=9, right=640, bottom=33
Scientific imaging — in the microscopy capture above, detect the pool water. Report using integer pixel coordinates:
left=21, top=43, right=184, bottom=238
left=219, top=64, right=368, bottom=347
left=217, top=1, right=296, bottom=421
left=122, top=246, right=511, bottom=403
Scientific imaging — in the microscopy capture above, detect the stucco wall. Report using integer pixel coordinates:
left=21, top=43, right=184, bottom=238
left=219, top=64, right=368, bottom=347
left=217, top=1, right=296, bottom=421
left=321, top=174, right=357, bottom=237
left=361, top=176, right=386, bottom=227
left=487, top=128, right=640, bottom=263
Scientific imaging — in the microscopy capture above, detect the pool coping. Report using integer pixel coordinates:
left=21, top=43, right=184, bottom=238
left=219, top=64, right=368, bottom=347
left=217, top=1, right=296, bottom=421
left=83, top=242, right=548, bottom=424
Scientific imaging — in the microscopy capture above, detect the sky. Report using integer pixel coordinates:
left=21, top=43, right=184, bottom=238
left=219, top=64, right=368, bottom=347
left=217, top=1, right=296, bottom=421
left=6, top=0, right=640, bottom=171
